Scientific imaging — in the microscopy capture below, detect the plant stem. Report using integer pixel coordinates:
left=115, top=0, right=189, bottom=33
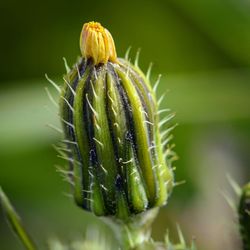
left=0, top=187, right=37, bottom=250
left=102, top=208, right=159, bottom=250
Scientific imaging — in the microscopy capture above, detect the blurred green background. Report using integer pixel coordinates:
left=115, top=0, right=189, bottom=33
left=0, top=0, right=250, bottom=249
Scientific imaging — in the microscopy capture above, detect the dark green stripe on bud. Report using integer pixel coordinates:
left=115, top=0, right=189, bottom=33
left=59, top=22, right=174, bottom=219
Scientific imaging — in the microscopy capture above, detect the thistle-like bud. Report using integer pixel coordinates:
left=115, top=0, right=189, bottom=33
left=59, top=21, right=174, bottom=219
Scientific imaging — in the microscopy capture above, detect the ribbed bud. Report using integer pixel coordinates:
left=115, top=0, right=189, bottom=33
left=59, top=22, right=174, bottom=219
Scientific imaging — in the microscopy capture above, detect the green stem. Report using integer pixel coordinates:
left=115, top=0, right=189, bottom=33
left=102, top=208, right=159, bottom=250
left=0, top=187, right=37, bottom=250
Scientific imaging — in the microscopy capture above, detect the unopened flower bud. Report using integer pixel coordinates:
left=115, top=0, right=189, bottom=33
left=59, top=21, right=174, bottom=219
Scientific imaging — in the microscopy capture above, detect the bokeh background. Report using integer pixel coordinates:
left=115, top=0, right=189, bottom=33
left=1, top=0, right=250, bottom=249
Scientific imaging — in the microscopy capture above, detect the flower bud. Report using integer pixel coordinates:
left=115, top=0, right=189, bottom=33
left=59, top=22, right=174, bottom=219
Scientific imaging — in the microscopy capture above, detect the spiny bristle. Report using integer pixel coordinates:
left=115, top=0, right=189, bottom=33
left=47, top=124, right=63, bottom=134
left=146, top=62, right=153, bottom=80
left=125, top=46, right=132, bottom=61
left=153, top=74, right=162, bottom=93
left=45, top=74, right=61, bottom=93
left=45, top=87, right=58, bottom=108
left=62, top=57, right=71, bottom=73
left=134, top=48, right=141, bottom=67
left=63, top=77, right=76, bottom=96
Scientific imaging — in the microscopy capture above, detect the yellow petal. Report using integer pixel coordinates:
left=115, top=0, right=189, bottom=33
left=80, top=22, right=117, bottom=65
